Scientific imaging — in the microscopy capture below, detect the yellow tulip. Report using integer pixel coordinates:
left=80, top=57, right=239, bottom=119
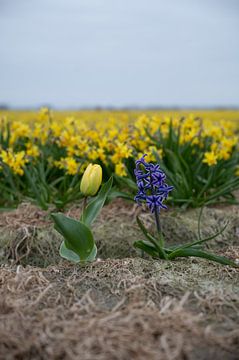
left=80, top=164, right=102, bottom=196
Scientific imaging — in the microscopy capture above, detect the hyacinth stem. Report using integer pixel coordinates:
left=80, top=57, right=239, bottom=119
left=154, top=210, right=167, bottom=259
left=149, top=169, right=166, bottom=257
left=149, top=169, right=161, bottom=234
left=154, top=210, right=161, bottom=234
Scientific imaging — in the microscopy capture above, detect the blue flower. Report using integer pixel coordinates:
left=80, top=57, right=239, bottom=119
left=134, top=154, right=173, bottom=214
left=146, top=195, right=167, bottom=213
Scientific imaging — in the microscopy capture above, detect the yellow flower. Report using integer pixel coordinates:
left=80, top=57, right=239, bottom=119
left=64, top=157, right=79, bottom=175
left=210, top=143, right=218, bottom=152
left=51, top=122, right=62, bottom=137
left=217, top=148, right=231, bottom=161
left=144, top=146, right=163, bottom=162
left=0, top=149, right=28, bottom=175
left=221, top=137, right=237, bottom=151
left=26, top=143, right=40, bottom=158
left=80, top=164, right=102, bottom=196
left=87, top=147, right=98, bottom=161
left=111, top=142, right=132, bottom=164
left=202, top=125, right=222, bottom=140
left=115, top=163, right=127, bottom=177
left=184, top=129, right=198, bottom=143
left=9, top=122, right=31, bottom=145
left=54, top=157, right=79, bottom=175
left=38, top=107, right=51, bottom=121
left=202, top=151, right=218, bottom=166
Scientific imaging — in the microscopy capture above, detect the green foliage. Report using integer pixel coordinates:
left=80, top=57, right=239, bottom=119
left=52, top=213, right=95, bottom=261
left=52, top=177, right=113, bottom=263
left=81, top=177, right=113, bottom=226
left=134, top=215, right=237, bottom=267
left=24, top=160, right=84, bottom=210
left=1, top=114, right=238, bottom=210
left=152, top=121, right=239, bottom=207
left=122, top=120, right=239, bottom=208
left=59, top=240, right=97, bottom=263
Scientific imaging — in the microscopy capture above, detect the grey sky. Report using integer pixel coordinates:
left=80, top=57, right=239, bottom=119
left=1, top=0, right=239, bottom=108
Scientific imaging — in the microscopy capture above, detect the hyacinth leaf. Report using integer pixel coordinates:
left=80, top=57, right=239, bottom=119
left=81, top=176, right=113, bottom=227
left=60, top=242, right=97, bottom=263
left=168, top=247, right=237, bottom=267
left=52, top=213, right=94, bottom=261
left=134, top=240, right=160, bottom=258
left=136, top=216, right=160, bottom=246
left=165, top=244, right=203, bottom=254
left=136, top=216, right=168, bottom=259
left=175, top=221, right=229, bottom=253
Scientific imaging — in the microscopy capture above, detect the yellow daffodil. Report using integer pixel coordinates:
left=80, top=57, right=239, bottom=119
left=202, top=151, right=218, bottom=166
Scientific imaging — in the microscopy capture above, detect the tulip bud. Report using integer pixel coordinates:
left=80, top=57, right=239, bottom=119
left=80, top=164, right=102, bottom=196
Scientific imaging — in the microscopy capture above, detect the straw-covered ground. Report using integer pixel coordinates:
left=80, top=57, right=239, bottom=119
left=0, top=200, right=239, bottom=360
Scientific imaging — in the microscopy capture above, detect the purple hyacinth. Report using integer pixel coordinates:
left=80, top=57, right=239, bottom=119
left=134, top=154, right=173, bottom=214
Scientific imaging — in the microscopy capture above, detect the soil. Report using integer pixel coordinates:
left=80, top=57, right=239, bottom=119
left=0, top=200, right=239, bottom=360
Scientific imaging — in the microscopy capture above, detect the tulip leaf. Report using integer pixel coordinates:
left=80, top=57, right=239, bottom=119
left=85, top=244, right=97, bottom=262
left=60, top=242, right=97, bottom=263
left=81, top=176, right=113, bottom=227
left=59, top=241, right=81, bottom=263
left=52, top=213, right=94, bottom=261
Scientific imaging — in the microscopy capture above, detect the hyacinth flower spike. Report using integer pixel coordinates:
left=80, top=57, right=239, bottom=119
left=134, top=154, right=173, bottom=259
left=134, top=154, right=237, bottom=267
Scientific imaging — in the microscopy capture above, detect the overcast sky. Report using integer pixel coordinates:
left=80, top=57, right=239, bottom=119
left=1, top=0, right=239, bottom=108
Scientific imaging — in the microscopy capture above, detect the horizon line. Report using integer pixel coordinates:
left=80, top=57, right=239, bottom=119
left=1, top=105, right=239, bottom=111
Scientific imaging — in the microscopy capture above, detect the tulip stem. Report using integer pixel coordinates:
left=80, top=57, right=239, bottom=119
left=83, top=196, right=88, bottom=211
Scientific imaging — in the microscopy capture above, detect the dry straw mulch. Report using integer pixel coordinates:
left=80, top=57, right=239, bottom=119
left=0, top=201, right=239, bottom=359
left=1, top=256, right=239, bottom=360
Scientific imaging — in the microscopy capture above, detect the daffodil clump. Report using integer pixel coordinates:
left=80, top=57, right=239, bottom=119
left=0, top=109, right=238, bottom=208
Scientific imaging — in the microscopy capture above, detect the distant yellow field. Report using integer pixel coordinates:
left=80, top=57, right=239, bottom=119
left=1, top=109, right=239, bottom=125
left=0, top=108, right=238, bottom=209
left=0, top=108, right=238, bottom=177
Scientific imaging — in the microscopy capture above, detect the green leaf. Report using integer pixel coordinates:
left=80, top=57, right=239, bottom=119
left=51, top=213, right=94, bottom=261
left=60, top=242, right=97, bottom=263
left=81, top=176, right=113, bottom=227
left=134, top=240, right=159, bottom=258
left=170, top=221, right=228, bottom=254
left=206, top=178, right=239, bottom=201
left=166, top=244, right=203, bottom=253
left=136, top=216, right=168, bottom=259
left=168, top=247, right=237, bottom=267
left=136, top=216, right=159, bottom=245
left=164, top=149, right=184, bottom=175
left=24, top=167, right=49, bottom=210
left=85, top=244, right=97, bottom=262
left=107, top=188, right=134, bottom=202
left=114, top=174, right=138, bottom=190
left=59, top=241, right=81, bottom=263
left=198, top=168, right=215, bottom=198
